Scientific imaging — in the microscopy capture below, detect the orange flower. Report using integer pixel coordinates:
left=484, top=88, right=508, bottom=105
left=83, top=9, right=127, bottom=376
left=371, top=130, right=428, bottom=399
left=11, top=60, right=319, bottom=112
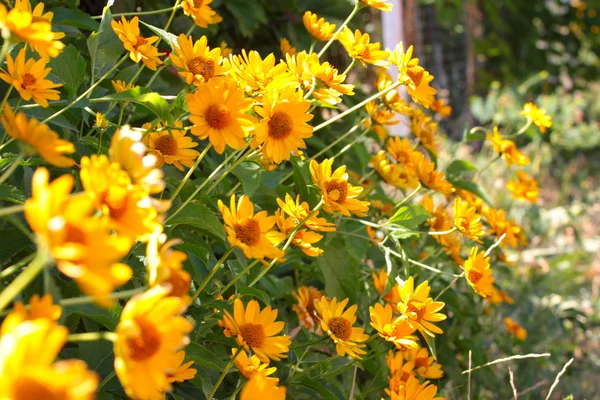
left=111, top=16, right=165, bottom=70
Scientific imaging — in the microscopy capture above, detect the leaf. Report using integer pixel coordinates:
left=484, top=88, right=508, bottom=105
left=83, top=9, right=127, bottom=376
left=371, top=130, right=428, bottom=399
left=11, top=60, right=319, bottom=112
left=0, top=184, right=26, bottom=204
left=299, top=378, right=340, bottom=400
left=87, top=6, right=123, bottom=79
left=48, top=45, right=87, bottom=98
left=445, top=160, right=477, bottom=179
left=0, top=229, right=31, bottom=261
left=317, top=238, right=360, bottom=304
left=167, top=203, right=225, bottom=241
left=139, top=20, right=178, bottom=50
left=238, top=287, right=270, bottom=305
left=185, top=343, right=226, bottom=371
left=223, top=0, right=268, bottom=37
left=232, top=162, right=262, bottom=197
left=63, top=303, right=122, bottom=331
left=388, top=205, right=430, bottom=229
left=93, top=87, right=172, bottom=123
left=449, top=179, right=493, bottom=206
left=52, top=7, right=100, bottom=31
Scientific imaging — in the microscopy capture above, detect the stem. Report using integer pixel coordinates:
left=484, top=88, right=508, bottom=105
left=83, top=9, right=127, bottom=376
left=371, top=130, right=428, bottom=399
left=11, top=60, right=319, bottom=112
left=0, top=203, right=25, bottom=218
left=342, top=59, right=357, bottom=76
left=204, top=148, right=256, bottom=196
left=226, top=182, right=241, bottom=197
left=0, top=153, right=24, bottom=186
left=472, top=154, right=500, bottom=182
left=146, top=66, right=165, bottom=88
left=391, top=184, right=422, bottom=211
left=317, top=2, right=362, bottom=58
left=116, top=105, right=126, bottom=130
left=97, top=371, right=117, bottom=391
left=428, top=226, right=457, bottom=236
left=0, top=253, right=35, bottom=279
left=314, top=81, right=402, bottom=132
left=0, top=250, right=46, bottom=312
left=161, top=0, right=182, bottom=35
left=0, top=38, right=9, bottom=67
left=0, top=138, right=14, bottom=152
left=0, top=85, right=13, bottom=113
left=91, top=5, right=181, bottom=19
left=207, top=347, right=242, bottom=399
left=190, top=247, right=235, bottom=302
left=505, top=119, right=533, bottom=138
left=41, top=55, right=128, bottom=125
left=434, top=272, right=464, bottom=301
left=60, top=286, right=146, bottom=307
left=67, top=332, right=117, bottom=342
left=217, top=259, right=260, bottom=298
left=309, top=40, right=316, bottom=54
left=169, top=144, right=212, bottom=201
left=382, top=245, right=461, bottom=277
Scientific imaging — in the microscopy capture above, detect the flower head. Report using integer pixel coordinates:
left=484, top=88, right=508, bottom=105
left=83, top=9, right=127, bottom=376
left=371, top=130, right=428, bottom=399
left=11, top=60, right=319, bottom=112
left=522, top=102, right=552, bottom=133
left=0, top=294, right=61, bottom=336
left=166, top=351, right=197, bottom=384
left=111, top=80, right=138, bottom=93
left=310, top=158, right=371, bottom=217
left=504, top=317, right=527, bottom=341
left=403, top=346, right=444, bottom=379
left=463, top=247, right=495, bottom=298
left=142, top=121, right=201, bottom=171
left=431, top=98, right=452, bottom=118
left=170, top=34, right=227, bottom=85
left=233, top=349, right=277, bottom=380
left=240, top=371, right=287, bottom=400
left=230, top=50, right=292, bottom=97
left=314, top=297, right=369, bottom=359
left=506, top=171, right=538, bottom=203
left=275, top=209, right=324, bottom=256
left=114, top=286, right=193, bottom=400
left=0, top=105, right=74, bottom=167
left=487, top=127, right=530, bottom=167
left=292, top=286, right=325, bottom=333
left=386, top=350, right=416, bottom=388
left=390, top=43, right=437, bottom=108
left=397, top=277, right=446, bottom=336
left=303, top=11, right=336, bottom=41
left=146, top=233, right=191, bottom=299
left=111, top=16, right=165, bottom=70
left=361, top=0, right=393, bottom=12
left=372, top=270, right=401, bottom=305
left=411, top=152, right=453, bottom=196
left=182, top=0, right=222, bottom=28
left=338, top=28, right=390, bottom=67
left=453, top=198, right=485, bottom=242
left=387, top=374, right=444, bottom=400
left=276, top=193, right=336, bottom=232
left=370, top=303, right=419, bottom=349
left=221, top=298, right=291, bottom=362
left=280, top=37, right=297, bottom=57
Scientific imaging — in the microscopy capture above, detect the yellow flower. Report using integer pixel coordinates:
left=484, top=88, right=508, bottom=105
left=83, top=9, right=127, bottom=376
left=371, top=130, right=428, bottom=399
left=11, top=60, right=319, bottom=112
left=397, top=277, right=446, bottom=336
left=221, top=298, right=291, bottom=362
left=111, top=16, right=165, bottom=70
left=387, top=374, right=444, bottom=400
left=182, top=0, right=222, bottom=28
left=0, top=294, right=61, bottom=336
left=486, top=287, right=514, bottom=306
left=219, top=41, right=233, bottom=58
left=506, top=171, right=538, bottom=203
left=310, top=158, right=371, bottom=217
left=411, top=152, right=453, bottom=196
left=0, top=320, right=98, bottom=400
left=95, top=112, right=109, bottom=130
left=487, top=126, right=530, bottom=167
left=481, top=206, right=524, bottom=249
left=313, top=297, right=368, bottom=359
left=371, top=270, right=401, bottom=305
left=170, top=34, right=227, bottom=85
left=371, top=150, right=411, bottom=189
left=0, top=105, right=74, bottom=167
left=233, top=349, right=277, bottom=380
left=421, top=195, right=459, bottom=249
left=453, top=198, right=485, bottom=242
left=146, top=233, right=191, bottom=299
left=463, top=247, right=495, bottom=298
left=275, top=209, right=324, bottom=257
left=403, top=346, right=444, bottom=379
left=292, top=286, right=325, bottom=333
left=0, top=49, right=62, bottom=107
left=504, top=317, right=527, bottom=341
left=187, top=78, right=256, bottom=154
left=386, top=137, right=416, bottom=167
left=166, top=351, right=197, bottom=384
left=111, top=79, right=138, bottom=93
left=231, top=50, right=292, bottom=97
left=370, top=303, right=419, bottom=349
left=252, top=87, right=314, bottom=164
left=390, top=43, right=437, bottom=108
left=280, top=37, right=297, bottom=56
left=142, top=121, right=201, bottom=171
left=376, top=71, right=412, bottom=114
left=431, top=98, right=452, bottom=118
left=338, top=28, right=390, bottom=67
left=218, top=195, right=284, bottom=260
left=522, top=102, right=552, bottom=133
left=276, top=193, right=336, bottom=232
left=0, top=1, right=64, bottom=59
left=411, top=110, right=438, bottom=156
left=386, top=350, right=416, bottom=388
left=367, top=100, right=400, bottom=126
left=303, top=11, right=336, bottom=41
left=361, top=0, right=393, bottom=12
left=114, top=286, right=193, bottom=400
left=240, top=371, right=287, bottom=400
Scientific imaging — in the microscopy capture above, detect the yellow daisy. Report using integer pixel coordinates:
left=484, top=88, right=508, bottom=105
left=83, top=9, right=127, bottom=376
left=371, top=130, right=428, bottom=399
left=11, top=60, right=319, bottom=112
left=404, top=65, right=437, bottom=108
left=386, top=137, right=417, bottom=166
left=506, top=171, right=539, bottom=203
left=181, top=0, right=222, bottom=28
left=114, top=286, right=193, bottom=400
left=361, top=0, right=393, bottom=12
left=280, top=37, right=297, bottom=57
left=218, top=195, right=284, bottom=260
left=386, top=350, right=416, bottom=387
left=166, top=351, right=197, bottom=384
left=367, top=100, right=400, bottom=126
left=240, top=371, right=287, bottom=400
left=310, top=158, right=371, bottom=217
left=275, top=209, right=324, bottom=257
left=0, top=320, right=98, bottom=400
left=276, top=193, right=336, bottom=232
left=142, top=121, right=201, bottom=171
left=0, top=49, right=62, bottom=107
left=387, top=374, right=444, bottom=400
left=233, top=349, right=277, bottom=380
left=219, top=41, right=233, bottom=57
left=170, top=34, right=227, bottom=85
left=371, top=270, right=401, bottom=305
left=421, top=195, right=459, bottom=249
left=522, top=102, right=552, bottom=133
left=187, top=79, right=256, bottom=154
left=369, top=303, right=419, bottom=349
left=463, top=247, right=495, bottom=298
left=403, top=346, right=444, bottom=379
left=411, top=152, right=453, bottom=196
left=313, top=297, right=369, bottom=359
left=303, top=11, right=336, bottom=41
left=221, top=298, right=291, bottom=362
left=252, top=87, right=314, bottom=164
left=338, top=28, right=390, bottom=67
left=371, top=150, right=410, bottom=188
left=487, top=126, right=530, bottom=167
left=111, top=16, right=165, bottom=70
left=431, top=98, right=452, bottom=118
left=292, top=286, right=325, bottom=333
left=481, top=206, right=523, bottom=249
left=111, top=79, right=138, bottom=93
left=0, top=294, right=61, bottom=336
left=230, top=50, right=292, bottom=96
left=504, top=317, right=527, bottom=341
left=486, top=287, right=514, bottom=306
left=397, top=277, right=446, bottom=336
left=410, top=110, right=438, bottom=156
left=146, top=233, right=191, bottom=299
left=453, top=198, right=485, bottom=242
left=376, top=71, right=412, bottom=114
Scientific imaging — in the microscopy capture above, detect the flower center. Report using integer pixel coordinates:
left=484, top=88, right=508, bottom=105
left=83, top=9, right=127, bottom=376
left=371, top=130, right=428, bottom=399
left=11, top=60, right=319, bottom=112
left=406, top=66, right=424, bottom=87
left=239, top=322, right=266, bottom=348
left=154, top=134, right=178, bottom=156
left=406, top=300, right=426, bottom=322
left=65, top=224, right=86, bottom=244
left=187, top=56, right=215, bottom=80
left=31, top=16, right=49, bottom=24
left=21, top=73, right=37, bottom=88
left=205, top=104, right=231, bottom=129
left=166, top=270, right=191, bottom=298
left=267, top=111, right=294, bottom=140
left=415, top=357, right=429, bottom=369
left=135, top=35, right=148, bottom=48
left=328, top=316, right=352, bottom=341
left=104, top=186, right=129, bottom=220
left=234, top=218, right=261, bottom=246
left=192, top=0, right=204, bottom=7
left=468, top=269, right=483, bottom=284
left=126, top=317, right=162, bottom=361
left=324, top=180, right=348, bottom=203
left=12, top=376, right=61, bottom=400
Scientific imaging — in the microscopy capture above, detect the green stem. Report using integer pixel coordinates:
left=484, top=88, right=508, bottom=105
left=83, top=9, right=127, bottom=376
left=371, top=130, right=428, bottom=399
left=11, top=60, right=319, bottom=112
left=308, top=40, right=316, bottom=54
left=169, top=144, right=212, bottom=202
left=384, top=246, right=462, bottom=277
left=42, top=55, right=128, bottom=125
left=342, top=59, right=357, bottom=76
left=0, top=38, right=9, bottom=68
left=317, top=2, right=362, bottom=58
left=0, top=85, right=13, bottom=113
left=207, top=347, right=242, bottom=399
left=217, top=259, right=260, bottom=298
left=97, top=371, right=117, bottom=391
left=226, top=182, right=241, bottom=197
left=391, top=184, right=422, bottom=211
left=434, top=272, right=465, bottom=301
left=0, top=250, right=46, bottom=312
left=0, top=138, right=14, bottom=152
left=61, top=286, right=146, bottom=307
left=190, top=247, right=235, bottom=302
left=0, top=153, right=25, bottom=186
left=0, top=253, right=35, bottom=280
left=67, top=332, right=117, bottom=342
left=0, top=203, right=25, bottom=218
left=472, top=154, right=501, bottom=182
left=505, top=118, right=533, bottom=138
left=429, top=226, right=457, bottom=236
left=91, top=5, right=182, bottom=19
left=204, top=148, right=256, bottom=196
left=116, top=105, right=126, bottom=130
left=290, top=354, right=339, bottom=383
left=146, top=66, right=164, bottom=88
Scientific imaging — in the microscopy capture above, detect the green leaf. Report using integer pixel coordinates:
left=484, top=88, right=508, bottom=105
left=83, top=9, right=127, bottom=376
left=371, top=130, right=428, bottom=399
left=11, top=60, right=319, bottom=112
left=87, top=6, right=123, bottom=79
left=317, top=238, right=360, bottom=304
left=238, top=287, right=270, bottom=305
left=93, top=87, right=172, bottom=123
left=223, top=0, right=268, bottom=37
left=49, top=45, right=87, bottom=98
left=291, top=158, right=311, bottom=203
left=449, top=179, right=493, bottom=206
left=167, top=203, right=225, bottom=241
left=299, top=378, right=340, bottom=400
left=63, top=303, right=122, bottom=331
left=445, top=160, right=477, bottom=179
left=53, top=8, right=100, bottom=31
left=0, top=229, right=31, bottom=261
left=185, top=343, right=226, bottom=371
left=232, top=162, right=262, bottom=197
left=139, top=20, right=178, bottom=50
left=0, top=184, right=26, bottom=204
left=388, top=205, right=430, bottom=229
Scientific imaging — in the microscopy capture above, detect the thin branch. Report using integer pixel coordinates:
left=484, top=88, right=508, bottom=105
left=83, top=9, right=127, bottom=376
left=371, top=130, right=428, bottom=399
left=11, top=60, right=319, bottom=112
left=509, top=367, right=518, bottom=399
left=468, top=350, right=472, bottom=400
left=544, top=358, right=574, bottom=400
left=518, top=380, right=549, bottom=396
left=462, top=353, right=551, bottom=374
left=484, top=233, right=506, bottom=257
